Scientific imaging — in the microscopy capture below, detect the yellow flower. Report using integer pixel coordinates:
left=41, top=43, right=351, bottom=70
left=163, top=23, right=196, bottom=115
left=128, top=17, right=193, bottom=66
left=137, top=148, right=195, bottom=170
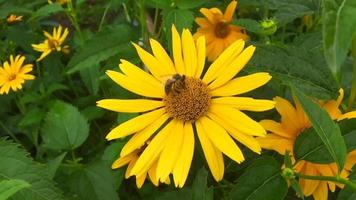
left=193, top=1, right=249, bottom=61
left=112, top=145, right=170, bottom=188
left=48, top=0, right=68, bottom=5
left=0, top=55, right=35, bottom=95
left=257, top=89, right=356, bottom=200
left=32, top=25, right=69, bottom=62
left=97, top=25, right=274, bottom=188
left=7, top=14, right=23, bottom=23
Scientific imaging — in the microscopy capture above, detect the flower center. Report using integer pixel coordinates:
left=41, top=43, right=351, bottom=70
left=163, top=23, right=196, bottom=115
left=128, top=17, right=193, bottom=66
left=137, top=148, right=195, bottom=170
left=163, top=76, right=211, bottom=122
left=8, top=74, right=16, bottom=81
left=48, top=39, right=60, bottom=50
left=215, top=21, right=231, bottom=38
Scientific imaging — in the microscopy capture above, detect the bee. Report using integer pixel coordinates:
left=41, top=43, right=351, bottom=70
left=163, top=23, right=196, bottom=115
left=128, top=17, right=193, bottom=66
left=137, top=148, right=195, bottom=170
left=164, top=74, right=186, bottom=95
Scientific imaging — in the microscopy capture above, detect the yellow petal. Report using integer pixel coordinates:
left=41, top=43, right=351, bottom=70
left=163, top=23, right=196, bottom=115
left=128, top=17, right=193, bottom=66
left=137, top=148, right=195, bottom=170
left=212, top=97, right=275, bottom=112
left=182, top=29, right=197, bottom=76
left=312, top=181, right=328, bottom=200
left=132, top=43, right=175, bottom=78
left=148, top=161, right=159, bottom=186
left=207, top=112, right=261, bottom=154
left=156, top=121, right=184, bottom=182
left=256, top=134, right=293, bottom=155
left=195, top=36, right=206, bottom=79
left=105, top=108, right=165, bottom=140
left=171, top=25, right=185, bottom=74
left=203, top=40, right=245, bottom=84
left=316, top=164, right=335, bottom=192
left=149, top=39, right=176, bottom=74
left=130, top=121, right=176, bottom=177
left=211, top=72, right=272, bottom=96
left=136, top=173, right=147, bottom=188
left=208, top=45, right=256, bottom=89
left=125, top=156, right=138, bottom=178
left=274, top=97, right=302, bottom=132
left=97, top=99, right=163, bottom=113
left=119, top=59, right=163, bottom=89
left=106, top=70, right=164, bottom=98
left=224, top=1, right=237, bottom=21
left=196, top=120, right=224, bottom=181
left=259, top=120, right=294, bottom=139
left=199, top=8, right=216, bottom=23
left=173, top=122, right=195, bottom=187
left=112, top=152, right=137, bottom=169
left=300, top=163, right=319, bottom=196
left=200, top=117, right=244, bottom=163
left=338, top=111, right=356, bottom=121
left=210, top=104, right=266, bottom=136
left=120, top=114, right=169, bottom=157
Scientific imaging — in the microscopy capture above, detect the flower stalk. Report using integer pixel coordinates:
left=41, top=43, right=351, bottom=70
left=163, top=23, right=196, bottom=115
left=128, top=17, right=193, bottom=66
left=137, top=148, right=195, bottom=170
left=295, top=172, right=356, bottom=191
left=348, top=37, right=356, bottom=110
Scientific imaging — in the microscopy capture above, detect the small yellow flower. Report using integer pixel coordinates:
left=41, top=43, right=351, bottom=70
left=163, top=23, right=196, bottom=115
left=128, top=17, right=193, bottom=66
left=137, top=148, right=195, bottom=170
left=32, top=25, right=69, bottom=62
left=257, top=89, right=356, bottom=200
left=0, top=55, right=35, bottom=95
left=112, top=145, right=170, bottom=188
left=97, top=25, right=274, bottom=188
left=48, top=0, right=68, bottom=5
left=194, top=1, right=249, bottom=61
left=7, top=14, right=23, bottom=23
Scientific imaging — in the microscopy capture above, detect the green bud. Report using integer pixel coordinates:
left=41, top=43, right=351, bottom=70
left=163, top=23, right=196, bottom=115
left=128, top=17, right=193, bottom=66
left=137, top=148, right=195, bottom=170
left=282, top=167, right=295, bottom=179
left=260, top=18, right=277, bottom=35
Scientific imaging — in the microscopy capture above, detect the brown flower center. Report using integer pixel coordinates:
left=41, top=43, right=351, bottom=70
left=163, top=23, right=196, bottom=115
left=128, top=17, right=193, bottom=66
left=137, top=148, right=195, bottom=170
left=8, top=74, right=16, bottom=81
left=215, top=21, right=231, bottom=38
left=48, top=39, right=60, bottom=50
left=163, top=76, right=211, bottom=122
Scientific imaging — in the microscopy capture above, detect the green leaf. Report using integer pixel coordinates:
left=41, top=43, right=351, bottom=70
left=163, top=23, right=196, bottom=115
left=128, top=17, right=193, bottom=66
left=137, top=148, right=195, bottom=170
left=41, top=101, right=89, bottom=150
left=29, top=4, right=64, bottom=21
left=0, top=139, right=64, bottom=200
left=323, top=0, right=356, bottom=75
left=192, top=167, right=210, bottom=200
left=47, top=153, right=67, bottom=179
left=274, top=2, right=313, bottom=25
left=19, top=108, right=46, bottom=127
left=66, top=25, right=135, bottom=74
left=232, top=19, right=263, bottom=34
left=175, top=0, right=205, bottom=9
left=290, top=179, right=304, bottom=200
left=249, top=44, right=339, bottom=99
left=229, top=156, right=288, bottom=200
left=0, top=179, right=31, bottom=200
left=293, top=87, right=347, bottom=171
left=67, top=161, right=119, bottom=200
left=80, top=64, right=100, bottom=95
left=163, top=9, right=194, bottom=33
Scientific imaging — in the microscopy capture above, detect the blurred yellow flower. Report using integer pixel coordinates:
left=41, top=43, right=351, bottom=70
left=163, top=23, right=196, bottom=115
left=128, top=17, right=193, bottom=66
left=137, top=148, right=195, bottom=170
left=7, top=14, right=23, bottom=23
left=257, top=89, right=356, bottom=200
left=0, top=55, right=35, bottom=95
left=32, top=25, right=69, bottom=62
left=97, top=25, right=274, bottom=187
left=194, top=1, right=249, bottom=61
left=48, top=0, right=68, bottom=5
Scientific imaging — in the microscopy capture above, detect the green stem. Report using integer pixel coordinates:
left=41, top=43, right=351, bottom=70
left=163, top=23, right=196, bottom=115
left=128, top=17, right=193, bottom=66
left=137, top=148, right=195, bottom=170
left=295, top=172, right=356, bottom=191
left=138, top=0, right=148, bottom=45
left=98, top=0, right=113, bottom=32
left=0, top=121, right=21, bottom=144
left=348, top=37, right=356, bottom=110
left=152, top=7, right=159, bottom=37
left=66, top=0, right=84, bottom=42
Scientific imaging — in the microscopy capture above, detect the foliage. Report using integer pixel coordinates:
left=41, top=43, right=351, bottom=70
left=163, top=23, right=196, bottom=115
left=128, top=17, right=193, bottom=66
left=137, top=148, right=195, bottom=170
left=0, top=0, right=356, bottom=199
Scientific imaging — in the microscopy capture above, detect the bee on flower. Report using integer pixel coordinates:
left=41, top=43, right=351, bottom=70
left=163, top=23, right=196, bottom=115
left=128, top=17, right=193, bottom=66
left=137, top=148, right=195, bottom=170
left=0, top=55, right=35, bottom=95
left=32, top=25, right=70, bottom=62
left=97, top=25, right=274, bottom=188
left=257, top=90, right=356, bottom=200
left=194, top=0, right=249, bottom=61
left=6, top=14, right=23, bottom=24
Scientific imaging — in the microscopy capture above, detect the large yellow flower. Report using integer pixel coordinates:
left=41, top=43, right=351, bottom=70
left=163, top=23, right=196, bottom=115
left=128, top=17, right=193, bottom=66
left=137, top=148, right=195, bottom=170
left=194, top=1, right=249, bottom=61
left=32, top=25, right=69, bottom=61
left=97, top=25, right=274, bottom=187
left=257, top=90, right=356, bottom=200
left=0, top=55, right=35, bottom=95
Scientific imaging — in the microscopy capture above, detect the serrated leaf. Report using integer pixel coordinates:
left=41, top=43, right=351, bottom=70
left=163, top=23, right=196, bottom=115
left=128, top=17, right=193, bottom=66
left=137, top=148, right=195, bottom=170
left=229, top=156, right=288, bottom=200
left=175, top=0, right=205, bottom=9
left=323, top=0, right=356, bottom=75
left=0, top=139, right=64, bottom=200
left=66, top=25, right=135, bottom=74
left=67, top=161, right=119, bottom=200
left=274, top=2, right=313, bottom=25
left=41, top=101, right=89, bottom=150
left=293, top=87, right=347, bottom=171
left=0, top=179, right=31, bottom=200
left=249, top=44, right=339, bottom=99
left=47, top=153, right=67, bottom=179
left=29, top=4, right=64, bottom=21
